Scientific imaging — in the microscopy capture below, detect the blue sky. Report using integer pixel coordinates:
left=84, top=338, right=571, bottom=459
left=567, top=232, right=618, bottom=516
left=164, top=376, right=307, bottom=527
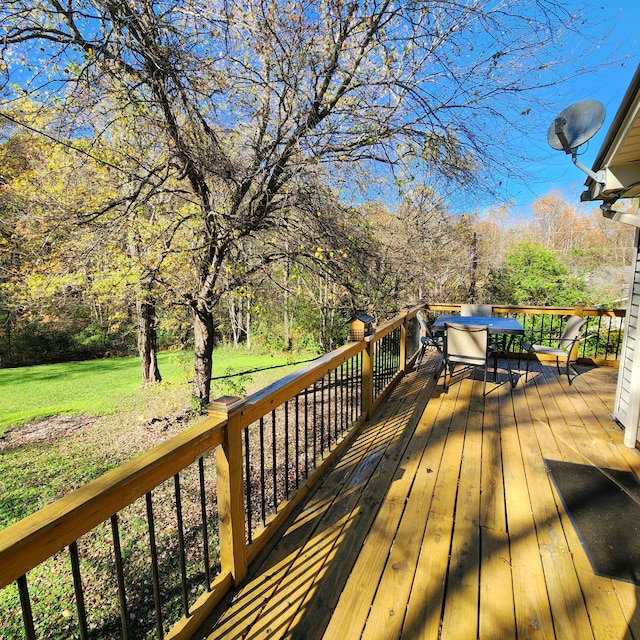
left=495, top=1, right=640, bottom=217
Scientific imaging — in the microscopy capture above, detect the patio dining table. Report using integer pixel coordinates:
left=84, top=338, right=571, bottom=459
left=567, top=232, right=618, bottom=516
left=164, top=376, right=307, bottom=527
left=431, top=314, right=525, bottom=336
left=432, top=315, right=525, bottom=388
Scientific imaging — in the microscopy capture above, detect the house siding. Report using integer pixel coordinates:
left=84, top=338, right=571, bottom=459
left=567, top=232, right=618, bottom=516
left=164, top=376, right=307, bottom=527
left=614, top=227, right=640, bottom=446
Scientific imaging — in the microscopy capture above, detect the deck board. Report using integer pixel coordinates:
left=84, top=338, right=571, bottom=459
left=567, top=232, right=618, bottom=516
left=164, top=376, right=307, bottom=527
left=197, top=355, right=640, bottom=640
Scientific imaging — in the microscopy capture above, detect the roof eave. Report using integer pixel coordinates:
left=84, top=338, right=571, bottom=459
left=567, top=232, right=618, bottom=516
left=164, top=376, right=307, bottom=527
left=583, top=64, right=640, bottom=203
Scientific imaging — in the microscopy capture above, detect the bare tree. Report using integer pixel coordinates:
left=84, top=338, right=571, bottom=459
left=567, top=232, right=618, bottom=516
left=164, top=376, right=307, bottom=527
left=0, top=0, right=597, bottom=403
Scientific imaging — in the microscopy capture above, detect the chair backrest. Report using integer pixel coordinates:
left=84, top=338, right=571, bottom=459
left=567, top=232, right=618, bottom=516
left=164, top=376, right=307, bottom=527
left=461, top=304, right=493, bottom=317
left=445, top=322, right=488, bottom=365
left=417, top=310, right=435, bottom=339
left=558, top=315, right=588, bottom=351
left=417, top=310, right=428, bottom=332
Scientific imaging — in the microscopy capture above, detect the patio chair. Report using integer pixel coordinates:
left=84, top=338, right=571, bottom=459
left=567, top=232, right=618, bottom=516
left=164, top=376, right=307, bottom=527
left=443, top=322, right=497, bottom=396
left=415, top=310, right=443, bottom=377
left=461, top=303, right=503, bottom=355
left=461, top=304, right=493, bottom=316
left=519, top=315, right=588, bottom=385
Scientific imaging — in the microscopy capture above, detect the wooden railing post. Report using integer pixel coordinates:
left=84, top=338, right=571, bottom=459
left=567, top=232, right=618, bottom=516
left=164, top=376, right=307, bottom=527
left=362, top=336, right=374, bottom=420
left=208, top=396, right=247, bottom=585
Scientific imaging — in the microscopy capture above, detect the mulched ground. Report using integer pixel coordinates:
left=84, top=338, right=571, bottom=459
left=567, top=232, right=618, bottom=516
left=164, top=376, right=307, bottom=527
left=0, top=409, right=193, bottom=452
left=0, top=414, right=97, bottom=451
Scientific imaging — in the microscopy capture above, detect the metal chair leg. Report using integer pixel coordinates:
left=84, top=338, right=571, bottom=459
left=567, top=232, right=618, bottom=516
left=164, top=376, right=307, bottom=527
left=504, top=354, right=515, bottom=388
left=433, top=357, right=443, bottom=379
left=566, top=357, right=574, bottom=385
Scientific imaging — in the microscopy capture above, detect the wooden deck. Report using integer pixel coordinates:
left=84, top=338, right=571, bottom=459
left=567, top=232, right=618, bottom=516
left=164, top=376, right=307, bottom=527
left=196, top=354, right=640, bottom=640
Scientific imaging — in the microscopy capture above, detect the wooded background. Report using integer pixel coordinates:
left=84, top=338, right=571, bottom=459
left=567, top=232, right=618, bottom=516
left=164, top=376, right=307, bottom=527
left=1, top=122, right=635, bottom=369
left=1, top=0, right=635, bottom=403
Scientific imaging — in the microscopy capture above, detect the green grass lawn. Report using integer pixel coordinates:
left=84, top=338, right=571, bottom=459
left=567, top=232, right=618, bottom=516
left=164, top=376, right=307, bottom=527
left=0, top=347, right=311, bottom=434
left=0, top=347, right=316, bottom=636
left=0, top=346, right=312, bottom=530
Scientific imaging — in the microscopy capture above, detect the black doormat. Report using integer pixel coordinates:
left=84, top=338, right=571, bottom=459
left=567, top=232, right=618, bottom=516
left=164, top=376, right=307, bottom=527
left=544, top=458, right=640, bottom=585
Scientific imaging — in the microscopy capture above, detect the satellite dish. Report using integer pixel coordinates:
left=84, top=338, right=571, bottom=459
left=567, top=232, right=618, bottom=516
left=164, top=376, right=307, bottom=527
left=547, top=99, right=606, bottom=153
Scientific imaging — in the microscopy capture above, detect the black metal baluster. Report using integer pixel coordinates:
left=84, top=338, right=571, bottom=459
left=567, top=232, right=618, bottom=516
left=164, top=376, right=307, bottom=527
left=393, top=331, right=396, bottom=378
left=295, top=394, right=300, bottom=489
left=378, top=339, right=383, bottom=394
left=384, top=335, right=388, bottom=387
left=599, top=316, right=607, bottom=359
left=244, top=428, right=253, bottom=543
left=17, top=575, right=36, bottom=640
left=198, top=457, right=212, bottom=589
left=312, top=381, right=318, bottom=466
left=345, top=361, right=349, bottom=430
left=146, top=492, right=164, bottom=639
left=319, top=375, right=325, bottom=455
left=339, top=363, right=345, bottom=435
left=342, top=361, right=347, bottom=431
left=260, top=417, right=266, bottom=526
left=174, top=474, right=190, bottom=617
left=110, top=515, right=130, bottom=640
left=377, top=340, right=381, bottom=396
left=614, top=316, right=622, bottom=358
left=271, top=409, right=277, bottom=512
left=380, top=333, right=391, bottom=384
left=355, top=352, right=361, bottom=419
left=336, top=366, right=341, bottom=439
left=380, top=337, right=385, bottom=390
left=347, top=355, right=358, bottom=423
left=390, top=332, right=394, bottom=382
left=382, top=333, right=395, bottom=384
left=326, top=370, right=331, bottom=450
left=68, top=541, right=89, bottom=640
left=284, top=401, right=290, bottom=498
left=385, top=334, right=389, bottom=385
left=304, top=386, right=309, bottom=478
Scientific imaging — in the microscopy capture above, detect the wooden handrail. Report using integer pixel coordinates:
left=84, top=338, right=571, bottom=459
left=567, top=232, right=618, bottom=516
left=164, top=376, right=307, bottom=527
left=425, top=302, right=626, bottom=318
left=231, top=340, right=364, bottom=430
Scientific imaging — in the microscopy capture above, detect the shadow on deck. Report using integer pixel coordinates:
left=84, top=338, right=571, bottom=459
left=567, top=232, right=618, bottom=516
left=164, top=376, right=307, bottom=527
left=196, top=353, right=640, bottom=640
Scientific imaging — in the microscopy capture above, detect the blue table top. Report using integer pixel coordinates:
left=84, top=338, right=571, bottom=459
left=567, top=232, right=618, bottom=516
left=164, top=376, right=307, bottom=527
left=432, top=315, right=524, bottom=335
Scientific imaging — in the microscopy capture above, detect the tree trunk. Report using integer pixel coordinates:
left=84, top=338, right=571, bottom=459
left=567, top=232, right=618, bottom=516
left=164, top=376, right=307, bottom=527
left=468, top=231, right=478, bottom=303
left=283, top=252, right=292, bottom=350
left=228, top=291, right=240, bottom=348
left=137, top=297, right=162, bottom=385
left=192, top=301, right=215, bottom=406
left=246, top=307, right=251, bottom=350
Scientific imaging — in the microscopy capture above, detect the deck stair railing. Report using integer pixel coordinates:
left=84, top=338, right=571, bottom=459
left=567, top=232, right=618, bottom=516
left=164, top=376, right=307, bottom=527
left=0, top=303, right=623, bottom=639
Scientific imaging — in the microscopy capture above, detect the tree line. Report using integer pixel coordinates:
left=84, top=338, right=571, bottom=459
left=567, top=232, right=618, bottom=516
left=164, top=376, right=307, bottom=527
left=0, top=0, right=627, bottom=405
left=1, top=122, right=634, bottom=371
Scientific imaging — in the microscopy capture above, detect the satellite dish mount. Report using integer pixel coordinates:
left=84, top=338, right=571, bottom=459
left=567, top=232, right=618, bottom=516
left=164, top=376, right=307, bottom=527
left=547, top=99, right=606, bottom=184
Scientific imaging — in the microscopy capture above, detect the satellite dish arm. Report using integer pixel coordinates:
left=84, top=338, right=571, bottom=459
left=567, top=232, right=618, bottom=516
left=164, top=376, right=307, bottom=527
left=554, top=116, right=604, bottom=183
left=572, top=152, right=604, bottom=184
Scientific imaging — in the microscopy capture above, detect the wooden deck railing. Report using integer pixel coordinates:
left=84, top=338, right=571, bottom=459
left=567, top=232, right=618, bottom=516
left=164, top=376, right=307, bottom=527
left=425, top=303, right=626, bottom=365
left=0, top=303, right=624, bottom=639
